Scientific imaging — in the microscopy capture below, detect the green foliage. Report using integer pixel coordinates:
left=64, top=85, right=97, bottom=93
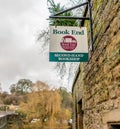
left=47, top=0, right=78, bottom=26
left=58, top=87, right=73, bottom=109
left=7, top=114, right=23, bottom=129
left=10, top=79, right=33, bottom=95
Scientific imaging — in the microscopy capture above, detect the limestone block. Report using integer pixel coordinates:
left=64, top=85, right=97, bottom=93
left=102, top=109, right=120, bottom=124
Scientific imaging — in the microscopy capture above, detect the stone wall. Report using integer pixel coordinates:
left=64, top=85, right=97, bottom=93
left=72, top=0, right=120, bottom=129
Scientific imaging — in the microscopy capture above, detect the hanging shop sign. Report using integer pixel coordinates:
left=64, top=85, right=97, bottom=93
left=49, top=26, right=88, bottom=62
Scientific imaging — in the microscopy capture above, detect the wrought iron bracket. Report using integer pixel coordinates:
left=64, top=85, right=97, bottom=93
left=49, top=0, right=94, bottom=52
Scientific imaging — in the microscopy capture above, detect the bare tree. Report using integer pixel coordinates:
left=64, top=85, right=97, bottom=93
left=0, top=83, right=2, bottom=93
left=37, top=0, right=85, bottom=90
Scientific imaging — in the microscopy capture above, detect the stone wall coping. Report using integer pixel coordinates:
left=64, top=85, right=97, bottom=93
left=102, top=109, right=120, bottom=129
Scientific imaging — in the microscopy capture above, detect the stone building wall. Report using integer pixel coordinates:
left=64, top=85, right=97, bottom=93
left=72, top=0, right=120, bottom=129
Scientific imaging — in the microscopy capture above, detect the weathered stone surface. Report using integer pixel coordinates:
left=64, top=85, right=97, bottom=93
left=72, top=0, right=120, bottom=129
left=102, top=109, right=120, bottom=124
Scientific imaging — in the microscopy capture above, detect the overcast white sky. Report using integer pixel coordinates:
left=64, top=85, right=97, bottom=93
left=0, top=0, right=70, bottom=92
